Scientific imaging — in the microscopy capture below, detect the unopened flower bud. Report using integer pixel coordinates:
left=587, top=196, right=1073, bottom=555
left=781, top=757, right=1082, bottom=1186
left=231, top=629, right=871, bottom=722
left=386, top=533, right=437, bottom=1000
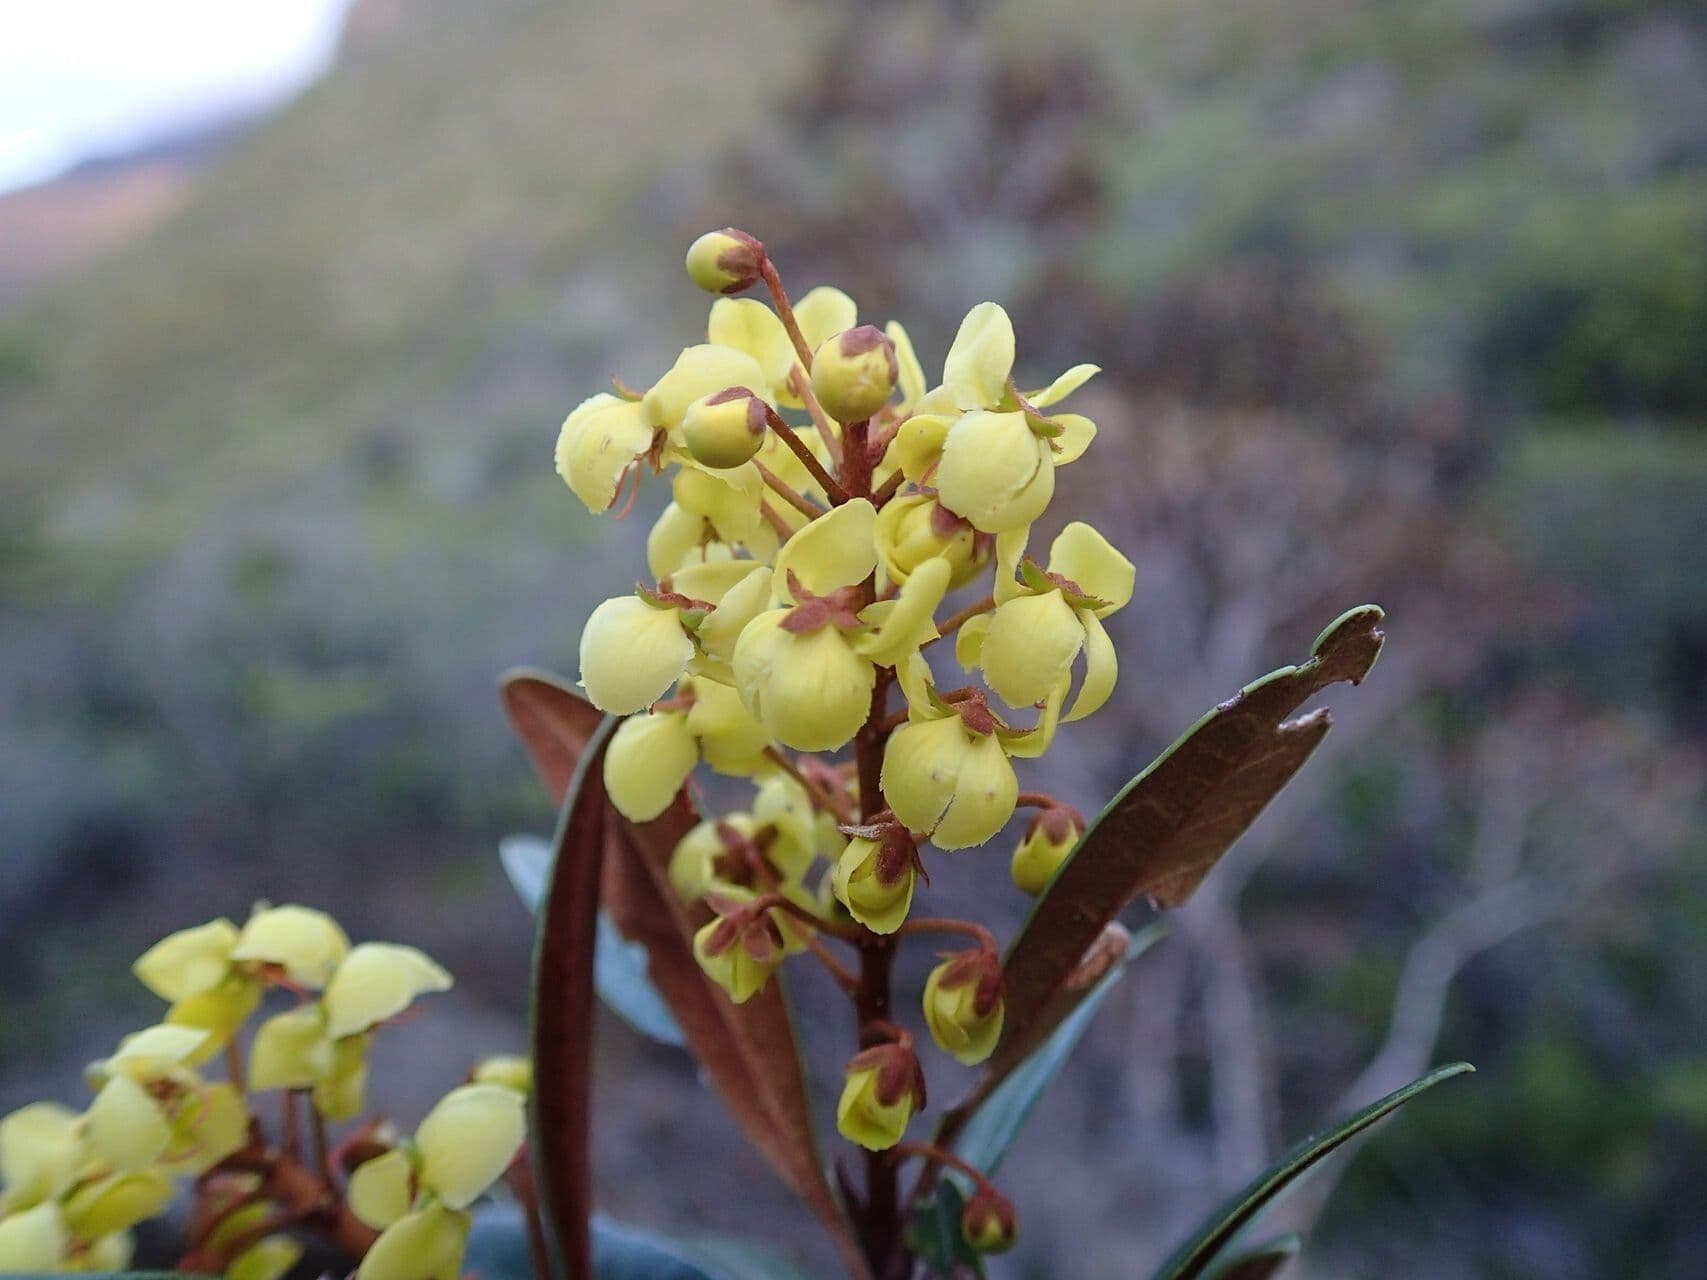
left=922, top=950, right=1004, bottom=1066
left=681, top=387, right=769, bottom=470
left=961, top=1186, right=1018, bottom=1254
left=830, top=828, right=918, bottom=934
left=1010, top=806, right=1085, bottom=895
left=684, top=228, right=765, bottom=295
left=873, top=493, right=987, bottom=588
left=692, top=895, right=784, bottom=1004
left=810, top=325, right=898, bottom=423
left=835, top=1040, right=925, bottom=1151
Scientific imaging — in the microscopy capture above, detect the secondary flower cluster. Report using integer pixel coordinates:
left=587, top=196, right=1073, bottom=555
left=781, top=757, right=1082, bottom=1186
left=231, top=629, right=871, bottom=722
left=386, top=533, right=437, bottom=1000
left=556, top=229, right=1133, bottom=1243
left=0, top=905, right=525, bottom=1280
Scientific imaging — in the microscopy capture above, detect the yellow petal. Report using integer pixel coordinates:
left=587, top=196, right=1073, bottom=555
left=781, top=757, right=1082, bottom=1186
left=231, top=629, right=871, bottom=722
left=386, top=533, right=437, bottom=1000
left=85, top=1075, right=170, bottom=1172
left=160, top=1081, right=248, bottom=1176
left=84, top=1229, right=135, bottom=1272
left=248, top=1006, right=333, bottom=1092
left=873, top=493, right=982, bottom=588
left=935, top=411, right=1053, bottom=534
left=164, top=977, right=262, bottom=1063
left=831, top=839, right=915, bottom=935
left=132, top=918, right=238, bottom=1002
left=773, top=499, right=877, bottom=600
left=414, top=1084, right=526, bottom=1210
left=1050, top=412, right=1097, bottom=466
left=1048, top=521, right=1134, bottom=612
left=691, top=565, right=773, bottom=666
left=922, top=963, right=1004, bottom=1066
left=357, top=1204, right=470, bottom=1280
left=604, top=711, right=698, bottom=822
left=835, top=1066, right=913, bottom=1152
left=682, top=677, right=771, bottom=776
left=645, top=502, right=714, bottom=579
left=955, top=613, right=990, bottom=670
left=886, top=321, right=928, bottom=411
left=1002, top=677, right=1068, bottom=761
left=324, top=944, right=453, bottom=1040
left=229, top=1235, right=304, bottom=1280
left=942, top=302, right=1015, bottom=411
left=554, top=394, right=655, bottom=514
left=1027, top=362, right=1100, bottom=407
left=102, top=1024, right=211, bottom=1081
left=671, top=462, right=767, bottom=546
left=231, top=905, right=350, bottom=989
left=751, top=775, right=817, bottom=880
left=691, top=917, right=778, bottom=1004
left=879, top=716, right=964, bottom=835
left=792, top=286, right=857, bottom=350
left=349, top=1149, right=415, bottom=1230
left=894, top=650, right=936, bottom=722
left=63, top=1171, right=172, bottom=1240
left=0, top=1202, right=66, bottom=1270
left=642, top=344, right=770, bottom=432
left=979, top=591, right=1084, bottom=710
left=992, top=525, right=1031, bottom=605
left=0, top=1103, right=85, bottom=1211
left=707, top=297, right=795, bottom=391
left=892, top=413, right=953, bottom=483
left=472, top=1056, right=532, bottom=1095
left=856, top=556, right=949, bottom=668
left=669, top=816, right=745, bottom=903
left=578, top=595, right=693, bottom=715
left=312, top=1036, right=369, bottom=1121
left=932, top=731, right=1019, bottom=850
left=1064, top=608, right=1117, bottom=722
left=732, top=612, right=874, bottom=752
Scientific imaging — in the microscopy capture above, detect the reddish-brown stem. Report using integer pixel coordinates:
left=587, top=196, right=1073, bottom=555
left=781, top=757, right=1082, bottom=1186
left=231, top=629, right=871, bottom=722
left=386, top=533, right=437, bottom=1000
left=753, top=457, right=824, bottom=519
left=760, top=258, right=815, bottom=371
left=1016, top=791, right=1062, bottom=810
left=280, top=1090, right=301, bottom=1161
left=750, top=892, right=867, bottom=945
left=762, top=746, right=851, bottom=822
left=803, top=934, right=861, bottom=993
left=872, top=467, right=906, bottom=507
left=790, top=368, right=845, bottom=470
left=873, top=708, right=911, bottom=734
left=507, top=1156, right=553, bottom=1280
left=178, top=1146, right=377, bottom=1272
left=896, top=917, right=1000, bottom=956
left=225, top=1040, right=244, bottom=1091
left=925, top=595, right=997, bottom=648
left=888, top=1142, right=1002, bottom=1198
left=839, top=419, right=874, bottom=499
left=758, top=499, right=794, bottom=541
left=311, top=1111, right=334, bottom=1185
left=764, top=406, right=849, bottom=504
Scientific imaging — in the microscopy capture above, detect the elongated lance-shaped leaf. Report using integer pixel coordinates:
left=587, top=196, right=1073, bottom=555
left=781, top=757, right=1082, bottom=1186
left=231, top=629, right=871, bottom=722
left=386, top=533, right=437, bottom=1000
left=1150, top=1063, right=1474, bottom=1280
left=502, top=835, right=685, bottom=1046
left=1200, top=1234, right=1301, bottom=1280
left=500, top=671, right=870, bottom=1280
left=994, top=606, right=1385, bottom=1084
left=527, top=712, right=617, bottom=1280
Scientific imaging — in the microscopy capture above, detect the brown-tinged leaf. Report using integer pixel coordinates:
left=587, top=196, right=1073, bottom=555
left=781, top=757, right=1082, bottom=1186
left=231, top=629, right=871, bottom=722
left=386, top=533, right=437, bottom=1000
left=500, top=671, right=871, bottom=1280
left=993, top=605, right=1384, bottom=1082
left=527, top=713, right=617, bottom=1280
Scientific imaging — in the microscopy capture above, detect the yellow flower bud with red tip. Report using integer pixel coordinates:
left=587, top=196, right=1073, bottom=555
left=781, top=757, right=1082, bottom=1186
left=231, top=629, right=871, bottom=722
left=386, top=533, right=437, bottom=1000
left=684, top=228, right=764, bottom=296
left=922, top=950, right=1005, bottom=1066
left=810, top=325, right=898, bottom=423
left=681, top=387, right=769, bottom=470
left=873, top=493, right=987, bottom=589
left=830, top=827, right=918, bottom=935
left=961, top=1186, right=1018, bottom=1255
left=1010, top=805, right=1085, bottom=895
left=692, top=892, right=786, bottom=1004
left=835, top=1039, right=926, bottom=1151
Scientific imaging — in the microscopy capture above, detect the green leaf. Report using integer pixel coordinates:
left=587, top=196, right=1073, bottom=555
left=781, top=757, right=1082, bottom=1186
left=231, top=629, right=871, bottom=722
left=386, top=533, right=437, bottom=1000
left=952, top=922, right=1166, bottom=1179
left=906, top=1179, right=985, bottom=1280
left=1150, top=1062, right=1474, bottom=1280
left=996, top=606, right=1386, bottom=1087
left=502, top=834, right=684, bottom=1047
left=1201, top=1234, right=1301, bottom=1280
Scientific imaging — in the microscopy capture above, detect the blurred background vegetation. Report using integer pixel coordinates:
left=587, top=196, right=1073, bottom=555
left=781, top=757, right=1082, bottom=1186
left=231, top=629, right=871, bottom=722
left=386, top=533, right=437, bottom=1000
left=2, top=0, right=1704, bottom=1275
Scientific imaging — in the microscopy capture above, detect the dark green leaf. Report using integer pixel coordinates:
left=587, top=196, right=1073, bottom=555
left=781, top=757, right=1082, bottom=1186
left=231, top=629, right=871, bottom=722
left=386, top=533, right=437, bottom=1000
left=951, top=923, right=1166, bottom=1178
left=996, top=607, right=1385, bottom=1086
left=1201, top=1234, right=1301, bottom=1280
left=906, top=1179, right=985, bottom=1280
left=502, top=834, right=684, bottom=1047
left=1150, top=1062, right=1474, bottom=1280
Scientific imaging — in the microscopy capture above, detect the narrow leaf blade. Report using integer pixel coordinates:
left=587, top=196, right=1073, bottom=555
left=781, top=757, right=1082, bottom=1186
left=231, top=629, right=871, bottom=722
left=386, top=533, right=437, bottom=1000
left=997, top=607, right=1384, bottom=1080
left=1201, top=1234, right=1301, bottom=1280
left=1150, top=1062, right=1474, bottom=1280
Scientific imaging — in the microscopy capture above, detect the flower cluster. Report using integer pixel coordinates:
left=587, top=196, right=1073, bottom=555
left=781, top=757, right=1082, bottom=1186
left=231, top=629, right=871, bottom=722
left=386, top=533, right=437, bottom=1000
left=0, top=905, right=524, bottom=1279
left=559, top=228, right=1134, bottom=1225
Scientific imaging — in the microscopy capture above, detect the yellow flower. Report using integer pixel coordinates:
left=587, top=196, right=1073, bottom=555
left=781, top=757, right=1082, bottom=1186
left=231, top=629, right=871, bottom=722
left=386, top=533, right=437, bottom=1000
left=941, top=301, right=1017, bottom=412
left=472, top=1056, right=532, bottom=1095
left=835, top=1041, right=925, bottom=1152
left=158, top=1081, right=247, bottom=1176
left=810, top=325, right=898, bottom=423
left=0, top=1103, right=85, bottom=1212
left=604, top=708, right=697, bottom=823
left=751, top=773, right=827, bottom=879
left=554, top=393, right=655, bottom=514
left=62, top=1171, right=172, bottom=1240
left=313, top=1036, right=370, bottom=1121
left=707, top=297, right=795, bottom=398
left=880, top=703, right=1018, bottom=850
left=229, top=1234, right=303, bottom=1280
left=733, top=611, right=874, bottom=752
left=578, top=594, right=697, bottom=716
left=357, top=1203, right=470, bottom=1280
left=98, top=1023, right=210, bottom=1081
left=164, top=977, right=262, bottom=1063
left=830, top=830, right=917, bottom=935
left=668, top=815, right=752, bottom=903
left=230, top=904, right=350, bottom=989
left=681, top=388, right=769, bottom=470
left=323, top=944, right=453, bottom=1040
left=934, top=409, right=1054, bottom=534
left=85, top=1073, right=171, bottom=1172
left=248, top=1006, right=334, bottom=1093
left=413, top=1084, right=526, bottom=1210
left=0, top=1202, right=66, bottom=1271
left=349, top=1149, right=415, bottom=1230
left=684, top=228, right=764, bottom=296
left=922, top=951, right=1005, bottom=1066
left=692, top=893, right=785, bottom=1004
left=1010, top=806, right=1085, bottom=895
left=960, top=521, right=1134, bottom=721
left=132, top=919, right=240, bottom=1002
left=873, top=493, right=985, bottom=588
